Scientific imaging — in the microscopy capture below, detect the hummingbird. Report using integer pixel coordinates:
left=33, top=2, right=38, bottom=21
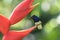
left=31, top=15, right=42, bottom=30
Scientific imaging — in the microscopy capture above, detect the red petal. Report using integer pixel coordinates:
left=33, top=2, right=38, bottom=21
left=9, top=0, right=34, bottom=25
left=2, top=26, right=36, bottom=40
left=0, top=15, right=10, bottom=35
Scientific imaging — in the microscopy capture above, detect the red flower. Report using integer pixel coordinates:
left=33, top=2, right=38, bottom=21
left=9, top=0, right=38, bottom=25
left=2, top=26, right=37, bottom=40
left=0, top=15, right=10, bottom=35
left=0, top=0, right=39, bottom=40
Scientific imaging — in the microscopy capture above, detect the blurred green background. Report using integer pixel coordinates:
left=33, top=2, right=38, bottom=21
left=0, top=0, right=60, bottom=40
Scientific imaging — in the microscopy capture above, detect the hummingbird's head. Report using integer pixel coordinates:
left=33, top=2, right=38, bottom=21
left=31, top=15, right=40, bottom=22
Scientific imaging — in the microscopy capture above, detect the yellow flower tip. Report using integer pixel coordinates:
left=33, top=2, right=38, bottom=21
left=31, top=2, right=40, bottom=8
